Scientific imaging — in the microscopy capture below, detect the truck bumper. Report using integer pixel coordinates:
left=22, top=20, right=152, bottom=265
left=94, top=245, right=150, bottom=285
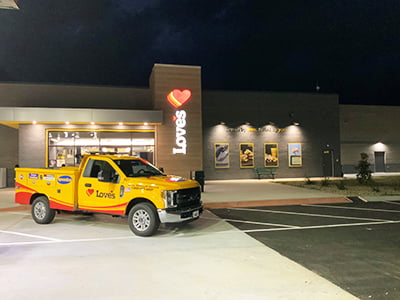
left=157, top=205, right=203, bottom=224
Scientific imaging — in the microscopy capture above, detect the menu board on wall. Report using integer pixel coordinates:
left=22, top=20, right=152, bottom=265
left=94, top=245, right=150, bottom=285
left=264, top=143, right=278, bottom=167
left=240, top=143, right=254, bottom=168
left=288, top=143, right=302, bottom=167
left=215, top=143, right=230, bottom=168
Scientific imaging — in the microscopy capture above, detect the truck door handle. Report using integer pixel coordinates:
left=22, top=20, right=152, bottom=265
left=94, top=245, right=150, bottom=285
left=85, top=183, right=92, bottom=187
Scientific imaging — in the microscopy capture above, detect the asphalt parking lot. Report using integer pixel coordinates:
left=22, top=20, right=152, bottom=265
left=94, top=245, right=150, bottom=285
left=211, top=200, right=400, bottom=300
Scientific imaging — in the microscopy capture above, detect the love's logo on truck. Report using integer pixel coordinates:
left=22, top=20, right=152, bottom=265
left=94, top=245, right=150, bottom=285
left=87, top=189, right=116, bottom=199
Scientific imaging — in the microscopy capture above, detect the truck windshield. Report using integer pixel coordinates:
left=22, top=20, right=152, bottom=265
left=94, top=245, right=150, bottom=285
left=114, top=159, right=163, bottom=178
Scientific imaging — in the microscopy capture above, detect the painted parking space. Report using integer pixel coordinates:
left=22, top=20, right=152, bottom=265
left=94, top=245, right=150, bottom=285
left=211, top=201, right=400, bottom=300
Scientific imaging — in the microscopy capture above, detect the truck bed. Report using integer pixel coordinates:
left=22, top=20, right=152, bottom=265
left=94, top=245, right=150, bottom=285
left=15, top=167, right=80, bottom=211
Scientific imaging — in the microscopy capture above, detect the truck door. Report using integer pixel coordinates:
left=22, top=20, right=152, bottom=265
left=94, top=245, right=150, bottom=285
left=78, top=158, right=126, bottom=215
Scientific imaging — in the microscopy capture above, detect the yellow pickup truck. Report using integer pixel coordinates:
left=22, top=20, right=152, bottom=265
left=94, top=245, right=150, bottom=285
left=15, top=154, right=203, bottom=236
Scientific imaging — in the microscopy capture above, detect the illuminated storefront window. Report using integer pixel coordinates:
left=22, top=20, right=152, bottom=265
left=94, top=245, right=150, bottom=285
left=47, top=130, right=155, bottom=167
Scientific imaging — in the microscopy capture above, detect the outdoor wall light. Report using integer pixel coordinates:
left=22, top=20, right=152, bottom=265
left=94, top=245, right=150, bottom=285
left=90, top=121, right=95, bottom=125
left=32, top=120, right=37, bottom=125
left=219, top=121, right=226, bottom=125
left=144, top=122, right=148, bottom=126
left=65, top=121, right=70, bottom=125
left=293, top=122, right=300, bottom=126
left=118, top=122, right=123, bottom=126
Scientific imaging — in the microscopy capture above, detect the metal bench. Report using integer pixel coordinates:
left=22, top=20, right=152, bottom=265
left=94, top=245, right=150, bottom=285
left=254, top=167, right=277, bottom=179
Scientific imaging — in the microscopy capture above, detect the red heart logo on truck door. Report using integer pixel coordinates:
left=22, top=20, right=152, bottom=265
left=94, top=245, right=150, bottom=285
left=86, top=189, right=94, bottom=196
left=167, top=89, right=192, bottom=108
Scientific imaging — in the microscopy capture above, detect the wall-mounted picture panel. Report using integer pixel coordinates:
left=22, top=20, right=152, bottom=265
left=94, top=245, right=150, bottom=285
left=240, top=143, right=254, bottom=168
left=264, top=143, right=278, bottom=167
left=288, top=143, right=302, bottom=167
left=215, top=143, right=230, bottom=168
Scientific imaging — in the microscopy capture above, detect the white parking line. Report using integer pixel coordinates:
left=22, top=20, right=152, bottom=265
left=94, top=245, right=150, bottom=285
left=0, top=235, right=138, bottom=246
left=229, top=207, right=393, bottom=222
left=243, top=220, right=400, bottom=233
left=302, top=204, right=400, bottom=213
left=384, top=201, right=400, bottom=206
left=0, top=230, right=61, bottom=241
left=201, top=216, right=299, bottom=228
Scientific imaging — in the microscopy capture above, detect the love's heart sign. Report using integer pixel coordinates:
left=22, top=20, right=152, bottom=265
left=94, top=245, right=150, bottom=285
left=167, top=89, right=192, bottom=155
left=167, top=89, right=192, bottom=108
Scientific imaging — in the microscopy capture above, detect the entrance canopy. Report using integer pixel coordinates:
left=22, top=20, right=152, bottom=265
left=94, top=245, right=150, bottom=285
left=0, top=107, right=163, bottom=128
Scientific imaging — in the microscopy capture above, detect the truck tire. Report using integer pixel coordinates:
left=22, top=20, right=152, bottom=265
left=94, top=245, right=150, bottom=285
left=31, top=196, right=56, bottom=224
left=128, top=203, right=160, bottom=237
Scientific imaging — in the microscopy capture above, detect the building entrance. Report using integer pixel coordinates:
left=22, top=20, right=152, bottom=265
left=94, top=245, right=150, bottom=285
left=47, top=129, right=155, bottom=167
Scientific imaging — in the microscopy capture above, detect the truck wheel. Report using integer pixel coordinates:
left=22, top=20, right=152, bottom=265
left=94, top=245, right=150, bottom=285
left=128, top=203, right=160, bottom=237
left=31, top=196, right=56, bottom=224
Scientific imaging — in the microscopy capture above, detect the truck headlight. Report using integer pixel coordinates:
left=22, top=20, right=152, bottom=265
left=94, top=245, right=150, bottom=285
left=162, top=190, right=177, bottom=208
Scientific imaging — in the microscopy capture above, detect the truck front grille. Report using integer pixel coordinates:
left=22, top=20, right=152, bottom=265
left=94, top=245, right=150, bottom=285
left=175, top=187, right=201, bottom=209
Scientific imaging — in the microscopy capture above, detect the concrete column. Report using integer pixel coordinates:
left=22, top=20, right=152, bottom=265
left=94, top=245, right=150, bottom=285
left=150, top=64, right=203, bottom=178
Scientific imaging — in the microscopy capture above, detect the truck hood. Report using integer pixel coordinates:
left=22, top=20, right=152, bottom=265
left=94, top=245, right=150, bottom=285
left=125, top=175, right=200, bottom=190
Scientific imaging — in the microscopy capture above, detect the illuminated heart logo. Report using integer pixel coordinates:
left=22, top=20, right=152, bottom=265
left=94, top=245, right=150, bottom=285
left=167, top=89, right=192, bottom=108
left=86, top=189, right=94, bottom=196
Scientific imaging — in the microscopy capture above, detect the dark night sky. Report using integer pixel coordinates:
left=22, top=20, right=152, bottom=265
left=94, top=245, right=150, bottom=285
left=1, top=0, right=400, bottom=105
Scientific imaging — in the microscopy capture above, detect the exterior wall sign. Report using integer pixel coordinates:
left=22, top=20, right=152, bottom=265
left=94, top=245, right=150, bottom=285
left=264, top=143, right=279, bottom=167
left=168, top=89, right=192, bottom=155
left=240, top=143, right=254, bottom=168
left=215, top=143, right=230, bottom=168
left=288, top=143, right=302, bottom=167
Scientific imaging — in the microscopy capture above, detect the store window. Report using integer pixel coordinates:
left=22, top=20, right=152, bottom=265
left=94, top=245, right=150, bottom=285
left=47, top=130, right=155, bottom=167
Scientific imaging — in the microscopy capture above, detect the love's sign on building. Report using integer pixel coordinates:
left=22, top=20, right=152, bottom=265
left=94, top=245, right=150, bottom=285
left=167, top=89, right=192, bottom=154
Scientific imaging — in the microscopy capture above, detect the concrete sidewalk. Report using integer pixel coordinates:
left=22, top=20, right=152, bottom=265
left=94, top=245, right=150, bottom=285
left=202, top=179, right=350, bottom=208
